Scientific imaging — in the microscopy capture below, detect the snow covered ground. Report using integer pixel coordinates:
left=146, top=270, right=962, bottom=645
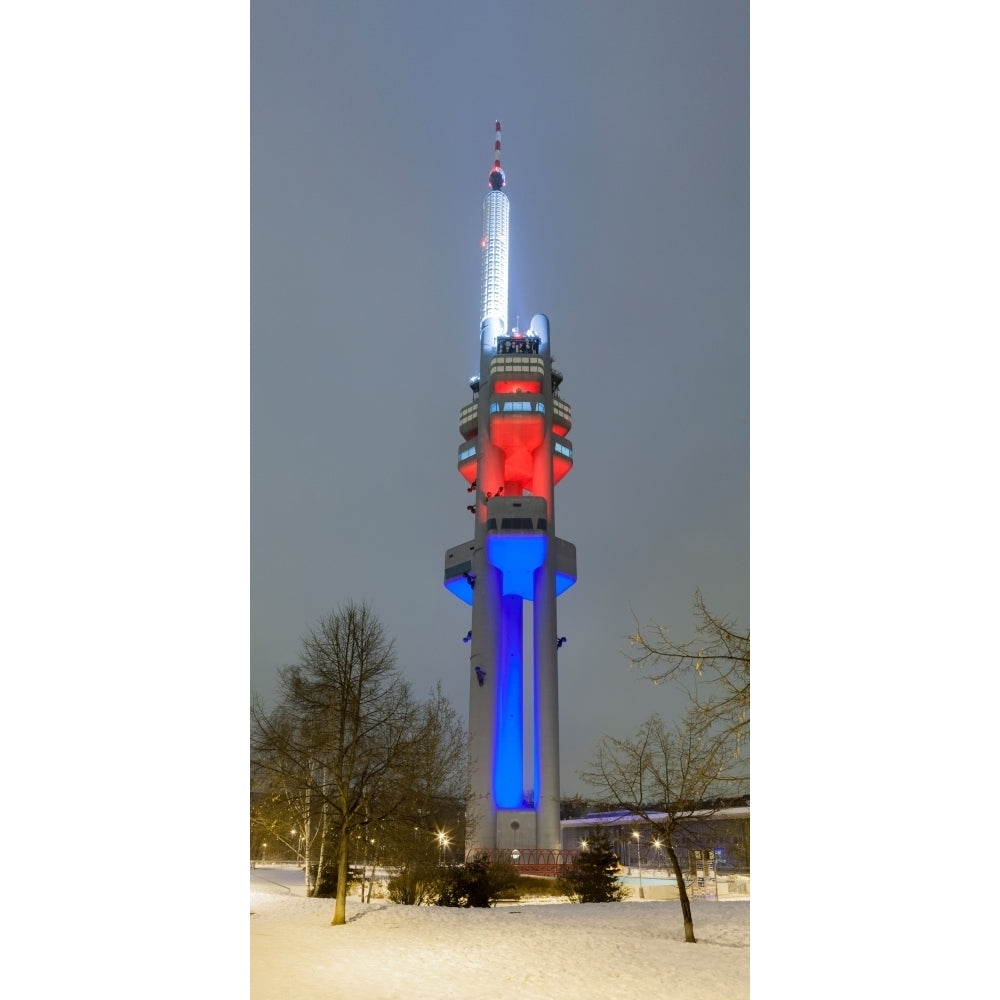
left=251, top=865, right=749, bottom=1000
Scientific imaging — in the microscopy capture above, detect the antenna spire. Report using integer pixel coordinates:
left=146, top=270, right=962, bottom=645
left=488, top=120, right=505, bottom=190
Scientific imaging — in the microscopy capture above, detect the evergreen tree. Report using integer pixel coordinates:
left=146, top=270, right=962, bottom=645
left=558, top=836, right=627, bottom=903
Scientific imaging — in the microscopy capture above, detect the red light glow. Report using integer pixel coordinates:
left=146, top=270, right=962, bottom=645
left=458, top=458, right=477, bottom=485
left=494, top=379, right=540, bottom=394
left=490, top=414, right=545, bottom=492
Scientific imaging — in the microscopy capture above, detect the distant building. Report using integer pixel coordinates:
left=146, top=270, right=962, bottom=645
left=560, top=801, right=750, bottom=872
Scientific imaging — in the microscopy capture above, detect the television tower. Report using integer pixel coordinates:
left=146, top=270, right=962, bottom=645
left=444, top=122, right=577, bottom=856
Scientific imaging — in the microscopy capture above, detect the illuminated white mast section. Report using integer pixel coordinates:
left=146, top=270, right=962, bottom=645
left=480, top=120, right=509, bottom=339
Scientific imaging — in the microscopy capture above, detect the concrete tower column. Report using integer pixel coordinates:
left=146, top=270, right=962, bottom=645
left=532, top=314, right=561, bottom=849
left=467, top=555, right=501, bottom=850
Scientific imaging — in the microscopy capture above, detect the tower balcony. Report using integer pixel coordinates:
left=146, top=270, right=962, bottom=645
left=552, top=535, right=578, bottom=595
left=443, top=539, right=476, bottom=605
left=459, top=401, right=478, bottom=440
left=489, top=354, right=545, bottom=393
left=553, top=437, right=574, bottom=484
left=457, top=440, right=477, bottom=485
left=552, top=397, right=572, bottom=436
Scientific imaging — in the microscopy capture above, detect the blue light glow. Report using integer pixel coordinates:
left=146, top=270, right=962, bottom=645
left=494, top=595, right=523, bottom=808
left=487, top=533, right=546, bottom=598
left=444, top=577, right=474, bottom=605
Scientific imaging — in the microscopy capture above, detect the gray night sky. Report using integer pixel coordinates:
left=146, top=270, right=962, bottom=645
left=251, top=0, right=749, bottom=797
left=7, top=6, right=998, bottom=974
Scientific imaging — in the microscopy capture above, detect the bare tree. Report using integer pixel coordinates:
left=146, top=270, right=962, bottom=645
left=250, top=762, right=310, bottom=865
left=251, top=602, right=419, bottom=926
left=250, top=707, right=322, bottom=878
left=626, top=589, right=749, bottom=753
left=581, top=712, right=747, bottom=943
left=406, top=683, right=468, bottom=823
left=374, top=683, right=469, bottom=904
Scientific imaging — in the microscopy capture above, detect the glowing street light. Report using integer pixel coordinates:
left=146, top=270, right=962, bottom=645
left=632, top=831, right=645, bottom=899
left=436, top=831, right=451, bottom=864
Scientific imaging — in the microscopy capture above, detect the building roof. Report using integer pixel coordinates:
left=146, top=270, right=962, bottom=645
left=561, top=806, right=749, bottom=829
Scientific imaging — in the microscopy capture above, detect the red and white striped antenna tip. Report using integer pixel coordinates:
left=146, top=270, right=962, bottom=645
left=488, top=120, right=505, bottom=189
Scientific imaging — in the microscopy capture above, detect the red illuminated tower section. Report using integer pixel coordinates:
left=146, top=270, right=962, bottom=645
left=444, top=123, right=577, bottom=857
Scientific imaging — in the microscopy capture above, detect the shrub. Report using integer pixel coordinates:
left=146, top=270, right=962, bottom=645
left=437, top=855, right=519, bottom=908
left=308, top=861, right=359, bottom=898
left=557, top=836, right=628, bottom=903
left=511, top=875, right=566, bottom=899
left=386, top=863, right=442, bottom=906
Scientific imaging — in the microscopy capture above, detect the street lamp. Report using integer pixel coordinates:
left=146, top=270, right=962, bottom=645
left=436, top=831, right=451, bottom=864
left=633, top=832, right=644, bottom=899
left=652, top=838, right=662, bottom=876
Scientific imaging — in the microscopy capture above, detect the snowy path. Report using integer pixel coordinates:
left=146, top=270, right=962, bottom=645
left=251, top=866, right=749, bottom=1000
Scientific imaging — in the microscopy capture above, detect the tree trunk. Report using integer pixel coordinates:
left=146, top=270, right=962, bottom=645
left=666, top=842, right=697, bottom=943
left=312, top=801, right=329, bottom=899
left=303, top=789, right=314, bottom=895
left=362, top=851, right=373, bottom=904
left=331, top=824, right=350, bottom=925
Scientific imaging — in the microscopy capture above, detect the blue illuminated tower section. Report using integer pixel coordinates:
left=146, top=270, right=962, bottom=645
left=444, top=123, right=577, bottom=855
